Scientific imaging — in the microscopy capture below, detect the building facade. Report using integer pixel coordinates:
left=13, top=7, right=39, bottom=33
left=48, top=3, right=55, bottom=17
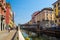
left=0, top=0, right=6, bottom=31
left=52, top=0, right=60, bottom=26
left=40, top=8, right=54, bottom=27
left=9, top=10, right=14, bottom=29
left=40, top=8, right=53, bottom=21
left=5, top=3, right=14, bottom=29
left=34, top=11, right=40, bottom=24
left=32, top=11, right=40, bottom=24
left=28, top=20, right=33, bottom=24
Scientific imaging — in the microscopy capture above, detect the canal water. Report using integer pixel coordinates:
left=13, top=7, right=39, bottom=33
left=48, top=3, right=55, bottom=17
left=21, top=30, right=60, bottom=40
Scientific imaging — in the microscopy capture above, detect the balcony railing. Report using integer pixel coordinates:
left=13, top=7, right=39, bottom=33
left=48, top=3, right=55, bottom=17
left=58, top=7, right=60, bottom=10
left=0, top=2, right=2, bottom=7
left=1, top=15, right=5, bottom=20
left=56, top=15, right=60, bottom=18
left=1, top=6, right=6, bottom=12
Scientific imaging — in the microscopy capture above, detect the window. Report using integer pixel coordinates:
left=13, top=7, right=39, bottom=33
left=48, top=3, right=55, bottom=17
left=4, top=10, right=6, bottom=13
left=55, top=9, right=56, bottom=12
left=50, top=11, right=52, bottom=13
left=58, top=12, right=60, bottom=17
left=58, top=3, right=60, bottom=6
left=51, top=14, right=52, bottom=16
left=55, top=20, right=57, bottom=23
left=46, top=14, right=48, bottom=16
left=55, top=13, right=56, bottom=16
left=4, top=3, right=5, bottom=6
left=59, top=19, right=60, bottom=22
left=2, top=0, right=3, bottom=3
left=58, top=7, right=60, bottom=10
left=46, top=17, right=48, bottom=20
left=46, top=11, right=48, bottom=13
left=54, top=5, right=56, bottom=8
left=50, top=17, right=52, bottom=20
left=58, top=2, right=60, bottom=6
left=42, top=19, right=44, bottom=21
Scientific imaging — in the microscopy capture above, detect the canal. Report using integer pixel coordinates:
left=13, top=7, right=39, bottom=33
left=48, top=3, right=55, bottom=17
left=21, top=29, right=60, bottom=40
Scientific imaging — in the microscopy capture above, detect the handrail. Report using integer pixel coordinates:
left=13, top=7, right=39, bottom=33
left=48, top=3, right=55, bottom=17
left=11, top=30, right=17, bottom=40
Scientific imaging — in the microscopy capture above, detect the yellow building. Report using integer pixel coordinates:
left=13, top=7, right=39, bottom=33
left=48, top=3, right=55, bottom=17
left=52, top=0, right=60, bottom=26
left=9, top=10, right=14, bottom=28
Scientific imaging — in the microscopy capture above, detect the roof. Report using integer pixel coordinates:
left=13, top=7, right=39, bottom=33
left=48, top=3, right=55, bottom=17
left=32, top=11, right=40, bottom=16
left=40, top=8, right=53, bottom=13
left=32, top=8, right=53, bottom=17
left=34, top=11, right=41, bottom=16
left=52, top=0, right=60, bottom=5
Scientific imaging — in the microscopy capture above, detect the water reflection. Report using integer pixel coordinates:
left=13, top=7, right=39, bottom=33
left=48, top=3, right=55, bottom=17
left=21, top=30, right=60, bottom=40
left=22, top=32, right=28, bottom=38
left=22, top=30, right=32, bottom=40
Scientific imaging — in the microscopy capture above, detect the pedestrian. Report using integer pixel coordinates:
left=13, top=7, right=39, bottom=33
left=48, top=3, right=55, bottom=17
left=8, top=27, right=10, bottom=32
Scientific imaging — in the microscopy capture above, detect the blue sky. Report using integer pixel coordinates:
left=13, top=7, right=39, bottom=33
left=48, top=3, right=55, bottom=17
left=6, top=0, right=57, bottom=25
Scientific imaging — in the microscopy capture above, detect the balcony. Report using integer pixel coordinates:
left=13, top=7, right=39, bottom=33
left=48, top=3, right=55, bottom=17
left=58, top=7, right=60, bottom=10
left=3, top=6, right=6, bottom=12
left=58, top=5, right=60, bottom=7
left=54, top=5, right=56, bottom=8
left=1, top=6, right=4, bottom=10
left=1, top=15, right=5, bottom=20
left=0, top=2, right=2, bottom=7
left=1, top=6, right=6, bottom=12
left=56, top=15, right=60, bottom=18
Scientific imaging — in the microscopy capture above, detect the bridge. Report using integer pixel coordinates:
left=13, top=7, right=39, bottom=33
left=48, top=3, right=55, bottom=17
left=19, top=24, right=60, bottom=38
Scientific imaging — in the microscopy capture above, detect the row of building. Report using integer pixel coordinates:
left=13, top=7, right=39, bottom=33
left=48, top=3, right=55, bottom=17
left=0, top=0, right=15, bottom=31
left=28, top=0, right=60, bottom=28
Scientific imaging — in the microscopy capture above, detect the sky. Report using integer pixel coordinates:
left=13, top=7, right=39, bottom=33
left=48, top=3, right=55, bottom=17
left=6, top=0, right=57, bottom=25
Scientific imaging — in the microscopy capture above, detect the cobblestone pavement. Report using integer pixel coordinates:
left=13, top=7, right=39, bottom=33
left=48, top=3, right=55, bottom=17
left=0, top=31, right=8, bottom=40
left=0, top=30, right=16, bottom=40
left=0, top=32, right=9, bottom=40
